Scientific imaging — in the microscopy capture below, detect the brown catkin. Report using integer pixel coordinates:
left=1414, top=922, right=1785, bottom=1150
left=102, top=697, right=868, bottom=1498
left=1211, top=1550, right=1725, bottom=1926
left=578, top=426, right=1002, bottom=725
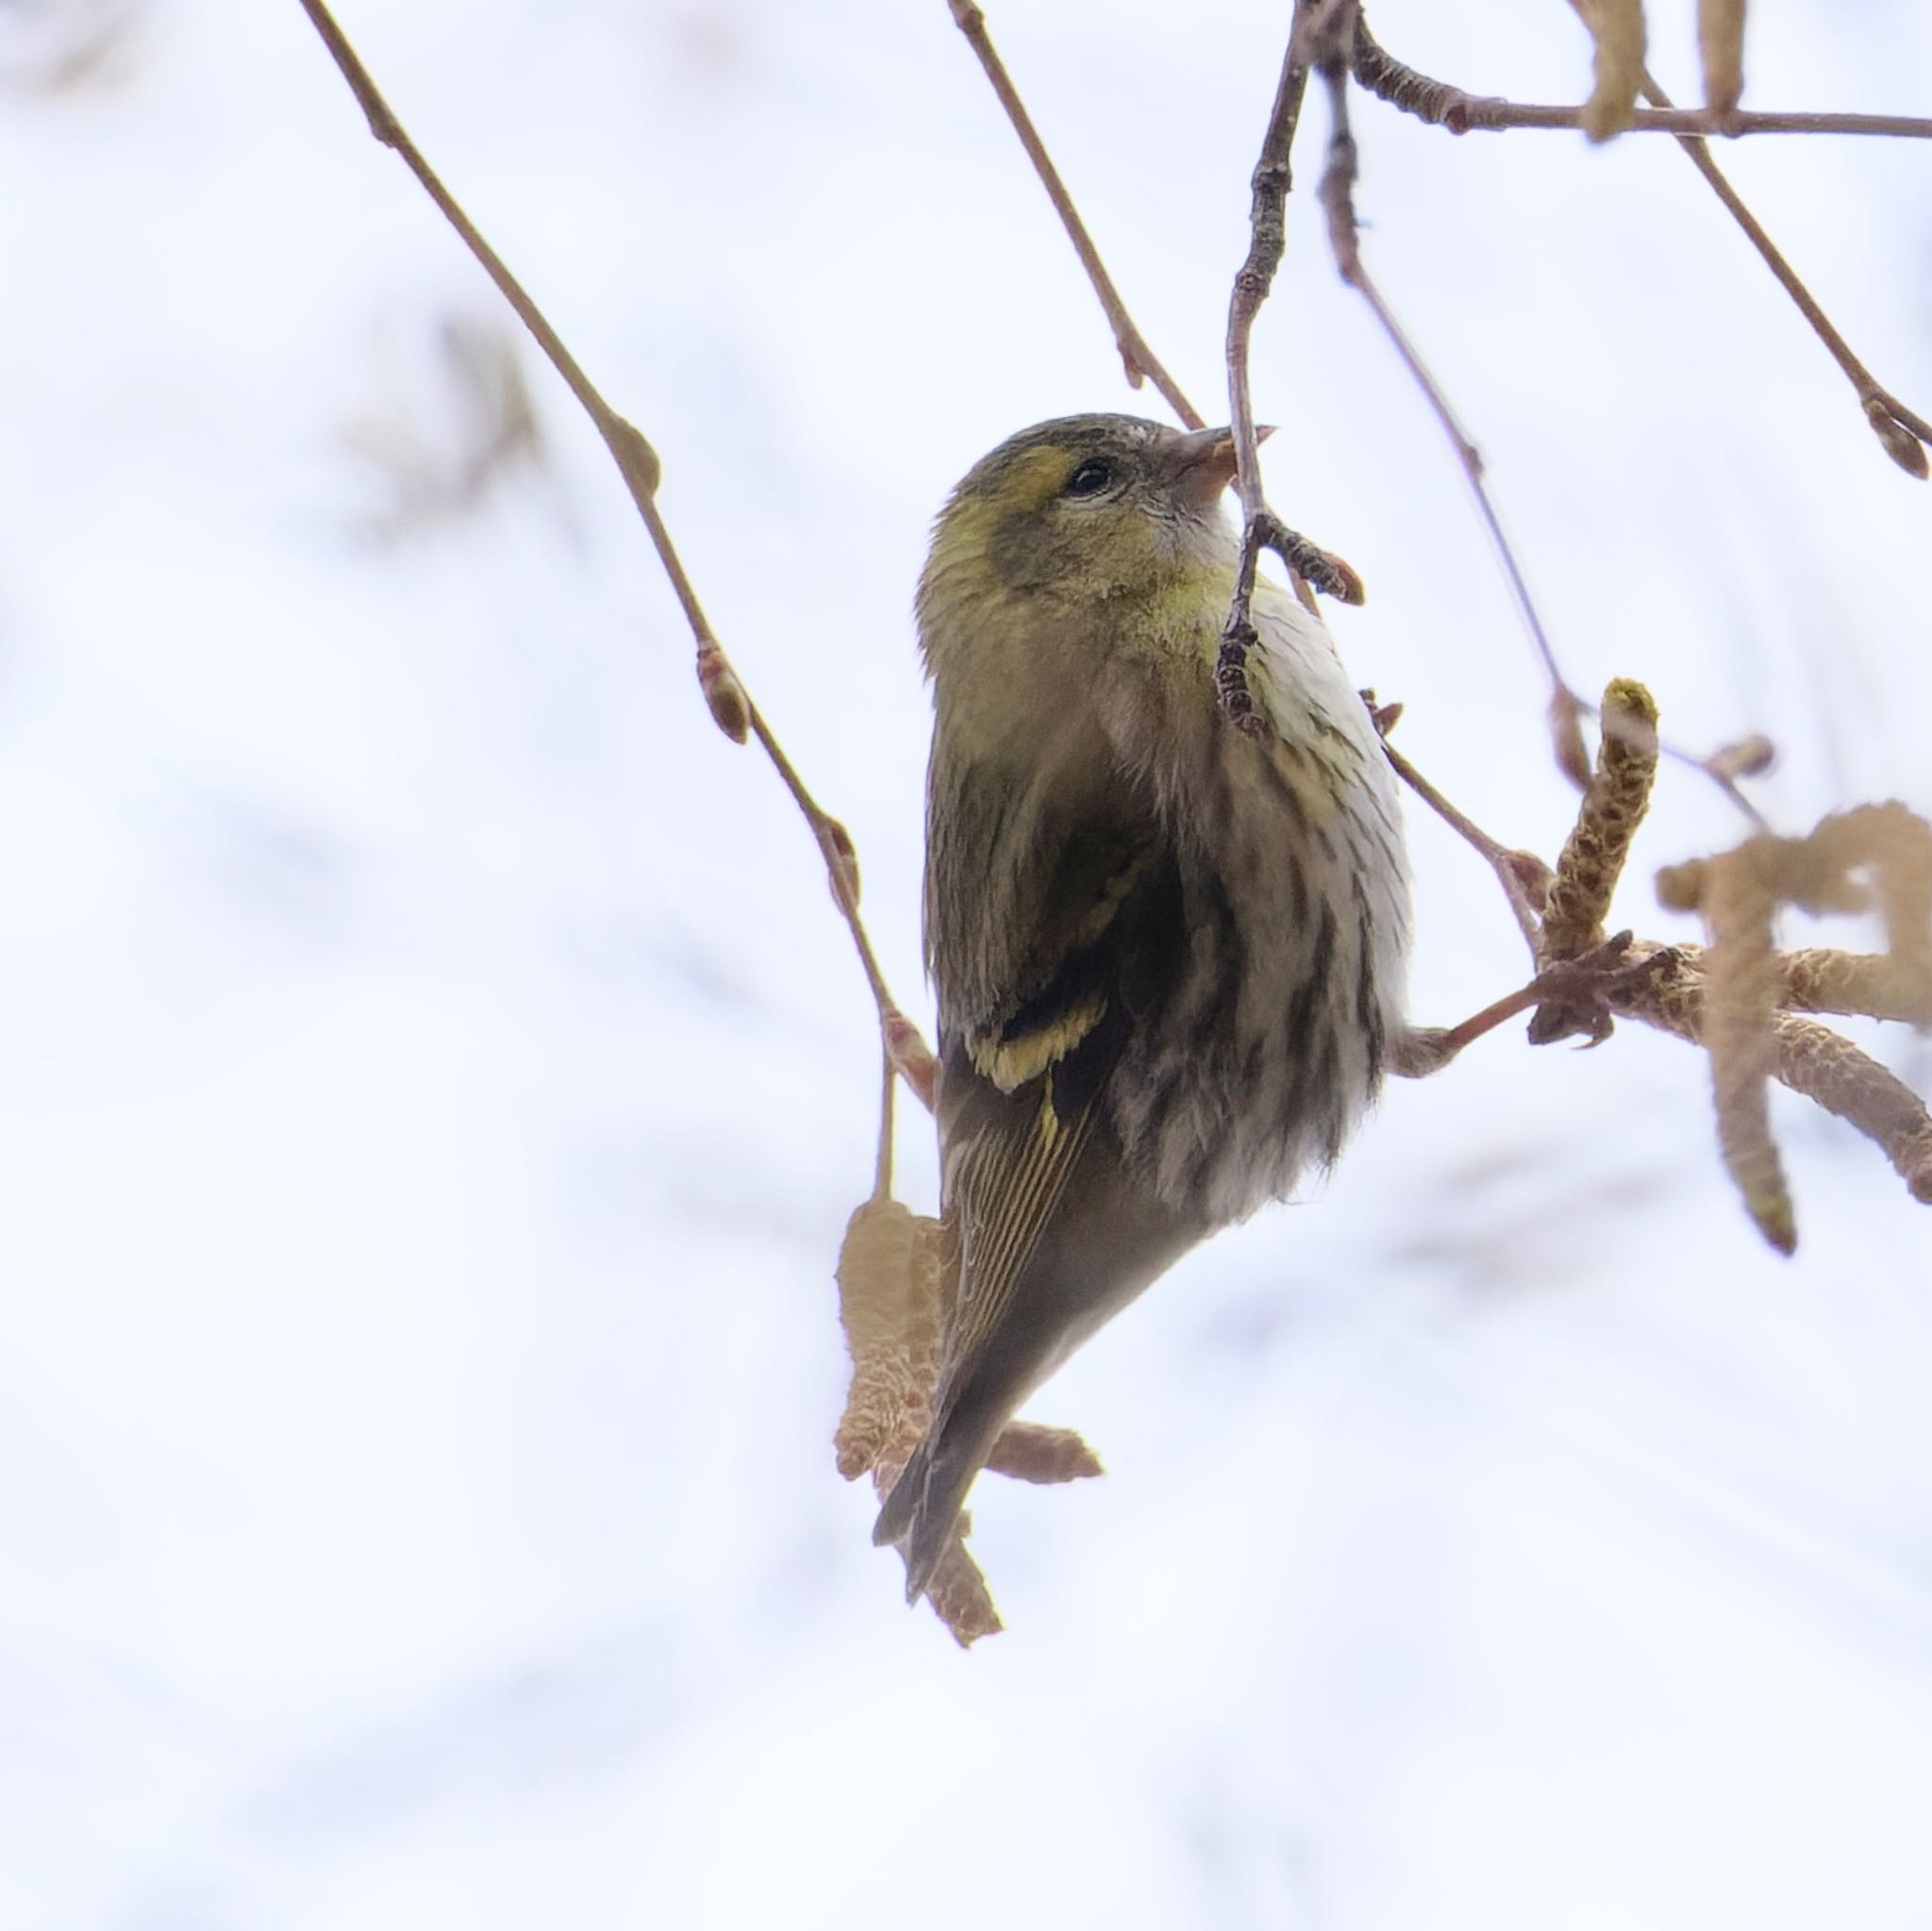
left=1698, top=0, right=1746, bottom=117
left=1702, top=850, right=1795, bottom=1252
left=1543, top=678, right=1660, bottom=962
left=1579, top=0, right=1645, bottom=141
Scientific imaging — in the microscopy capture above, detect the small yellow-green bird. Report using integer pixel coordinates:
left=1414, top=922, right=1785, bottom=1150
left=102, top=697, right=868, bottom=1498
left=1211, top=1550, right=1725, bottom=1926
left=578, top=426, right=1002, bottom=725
left=874, top=414, right=1410, bottom=1603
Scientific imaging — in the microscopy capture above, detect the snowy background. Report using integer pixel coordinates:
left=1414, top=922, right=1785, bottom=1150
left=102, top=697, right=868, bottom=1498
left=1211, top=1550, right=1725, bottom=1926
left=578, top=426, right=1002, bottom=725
left=3, top=1, right=1930, bottom=1925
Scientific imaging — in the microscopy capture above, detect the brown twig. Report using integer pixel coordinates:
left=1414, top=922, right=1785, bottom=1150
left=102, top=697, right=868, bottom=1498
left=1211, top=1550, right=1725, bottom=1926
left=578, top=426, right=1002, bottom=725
left=294, top=0, right=935, bottom=1108
left=1351, top=13, right=1932, bottom=141
left=1633, top=66, right=1932, bottom=479
left=1315, top=43, right=1597, bottom=790
left=1216, top=3, right=1324, bottom=727
left=1352, top=10, right=1930, bottom=474
left=1377, top=737, right=1547, bottom=957
left=943, top=0, right=1202, bottom=428
left=1314, top=36, right=1781, bottom=823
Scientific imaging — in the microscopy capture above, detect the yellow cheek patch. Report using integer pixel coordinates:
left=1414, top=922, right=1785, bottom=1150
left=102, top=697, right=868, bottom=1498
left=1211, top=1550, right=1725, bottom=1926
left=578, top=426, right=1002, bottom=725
left=931, top=491, right=998, bottom=567
left=999, top=445, right=1078, bottom=513
left=928, top=447, right=1070, bottom=578
left=969, top=991, right=1108, bottom=1093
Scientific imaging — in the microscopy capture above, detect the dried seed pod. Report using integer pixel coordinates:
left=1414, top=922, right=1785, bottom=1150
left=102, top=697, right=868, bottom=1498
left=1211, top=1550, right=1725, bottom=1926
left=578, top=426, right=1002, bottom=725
left=984, top=1422, right=1104, bottom=1485
left=1578, top=0, right=1645, bottom=142
left=1707, top=733, right=1775, bottom=781
left=832, top=1201, right=945, bottom=1481
left=1700, top=850, right=1795, bottom=1253
left=924, top=1531, right=1003, bottom=1646
left=1698, top=0, right=1746, bottom=119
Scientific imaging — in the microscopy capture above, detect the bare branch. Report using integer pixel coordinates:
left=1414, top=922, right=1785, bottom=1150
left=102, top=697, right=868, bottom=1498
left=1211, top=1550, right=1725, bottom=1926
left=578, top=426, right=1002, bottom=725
left=1376, top=730, right=1547, bottom=958
left=944, top=0, right=1202, bottom=427
left=294, top=0, right=935, bottom=1105
left=1781, top=951, right=1932, bottom=1027
left=1633, top=65, right=1932, bottom=478
left=1702, top=849, right=1795, bottom=1252
left=1313, top=35, right=1787, bottom=820
left=1313, top=36, right=1595, bottom=790
left=1351, top=14, right=1932, bottom=141
left=1215, top=3, right=1327, bottom=728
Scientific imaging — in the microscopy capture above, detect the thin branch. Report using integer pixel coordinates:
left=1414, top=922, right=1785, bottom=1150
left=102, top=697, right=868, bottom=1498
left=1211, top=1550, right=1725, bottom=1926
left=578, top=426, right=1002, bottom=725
left=944, top=0, right=1202, bottom=427
left=1351, top=10, right=1929, bottom=477
left=1225, top=12, right=1320, bottom=524
left=1376, top=731, right=1547, bottom=957
left=1633, top=66, right=1931, bottom=478
left=871, top=1051, right=896, bottom=1205
left=1316, top=60, right=1558, bottom=684
left=1351, top=14, right=1932, bottom=141
left=294, top=0, right=935, bottom=1107
left=1216, top=2, right=1324, bottom=726
left=1313, top=42, right=1778, bottom=826
left=1315, top=43, right=1590, bottom=787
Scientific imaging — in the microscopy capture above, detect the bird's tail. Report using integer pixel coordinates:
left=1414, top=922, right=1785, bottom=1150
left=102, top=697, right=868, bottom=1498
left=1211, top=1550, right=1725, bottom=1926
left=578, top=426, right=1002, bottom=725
left=873, top=1399, right=1001, bottom=1605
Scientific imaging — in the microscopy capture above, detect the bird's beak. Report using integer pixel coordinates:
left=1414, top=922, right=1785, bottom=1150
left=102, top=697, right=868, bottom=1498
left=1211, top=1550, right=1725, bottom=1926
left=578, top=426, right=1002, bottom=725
left=1169, top=424, right=1273, bottom=508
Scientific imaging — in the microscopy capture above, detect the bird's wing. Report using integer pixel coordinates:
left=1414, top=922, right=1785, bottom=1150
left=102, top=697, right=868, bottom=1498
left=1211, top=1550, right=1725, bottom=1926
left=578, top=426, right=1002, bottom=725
left=930, top=809, right=1185, bottom=1391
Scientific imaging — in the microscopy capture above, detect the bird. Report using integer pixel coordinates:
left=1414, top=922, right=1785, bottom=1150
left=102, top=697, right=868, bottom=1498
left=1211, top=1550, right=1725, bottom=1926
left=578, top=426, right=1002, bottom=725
left=873, top=414, right=1410, bottom=1604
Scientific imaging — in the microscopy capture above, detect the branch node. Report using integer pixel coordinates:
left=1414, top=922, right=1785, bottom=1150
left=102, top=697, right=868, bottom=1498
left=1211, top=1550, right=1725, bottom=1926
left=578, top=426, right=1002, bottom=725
left=1864, top=396, right=1931, bottom=479
left=695, top=642, right=751, bottom=744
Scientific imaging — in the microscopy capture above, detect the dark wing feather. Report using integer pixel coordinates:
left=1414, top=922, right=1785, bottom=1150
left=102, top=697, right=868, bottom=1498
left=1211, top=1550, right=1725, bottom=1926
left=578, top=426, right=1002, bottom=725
left=874, top=795, right=1191, bottom=1590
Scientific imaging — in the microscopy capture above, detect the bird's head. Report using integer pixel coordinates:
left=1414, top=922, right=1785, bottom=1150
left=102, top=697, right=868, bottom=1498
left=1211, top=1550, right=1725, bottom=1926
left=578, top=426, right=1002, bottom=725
left=917, top=415, right=1255, bottom=654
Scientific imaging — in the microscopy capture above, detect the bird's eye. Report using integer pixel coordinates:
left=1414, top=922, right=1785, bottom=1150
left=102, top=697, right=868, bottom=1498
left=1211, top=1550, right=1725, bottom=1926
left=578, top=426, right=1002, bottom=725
left=1063, top=458, right=1114, bottom=497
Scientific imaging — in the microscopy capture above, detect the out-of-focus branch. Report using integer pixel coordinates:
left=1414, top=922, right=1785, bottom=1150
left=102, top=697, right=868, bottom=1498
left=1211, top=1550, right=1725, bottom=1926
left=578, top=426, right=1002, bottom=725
left=943, top=0, right=1203, bottom=428
left=294, top=0, right=936, bottom=1108
left=1350, top=11, right=1932, bottom=141
left=1780, top=950, right=1932, bottom=1026
left=1639, top=800, right=1932, bottom=1247
left=1624, top=952, right=1932, bottom=1216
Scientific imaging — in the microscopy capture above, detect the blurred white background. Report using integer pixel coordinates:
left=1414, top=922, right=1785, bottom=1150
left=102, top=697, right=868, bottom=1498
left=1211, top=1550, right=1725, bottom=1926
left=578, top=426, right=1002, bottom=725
left=2, top=1, right=1929, bottom=1925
